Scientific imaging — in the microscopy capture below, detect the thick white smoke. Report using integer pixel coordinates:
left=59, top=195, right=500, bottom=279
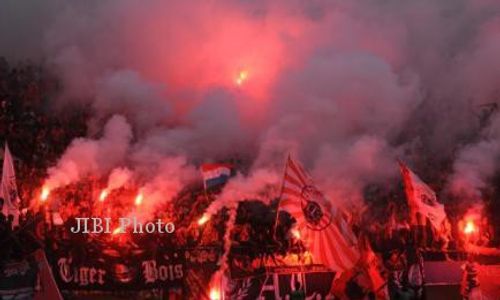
left=44, top=115, right=132, bottom=190
left=448, top=115, right=500, bottom=200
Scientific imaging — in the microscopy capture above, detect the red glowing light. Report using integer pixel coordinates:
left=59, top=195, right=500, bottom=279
left=198, top=214, right=210, bottom=226
left=99, top=189, right=109, bottom=202
left=135, top=193, right=143, bottom=206
left=209, top=288, right=220, bottom=300
left=40, top=187, right=50, bottom=202
left=291, top=228, right=301, bottom=240
left=235, top=70, right=248, bottom=86
left=464, top=220, right=477, bottom=235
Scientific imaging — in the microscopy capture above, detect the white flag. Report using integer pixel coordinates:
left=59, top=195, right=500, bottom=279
left=399, top=161, right=446, bottom=230
left=1, top=143, right=20, bottom=226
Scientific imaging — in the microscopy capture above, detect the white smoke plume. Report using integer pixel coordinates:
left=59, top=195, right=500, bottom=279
left=134, top=156, right=198, bottom=220
left=106, top=167, right=133, bottom=191
left=44, top=114, right=132, bottom=191
left=204, top=169, right=281, bottom=218
left=448, top=115, right=500, bottom=200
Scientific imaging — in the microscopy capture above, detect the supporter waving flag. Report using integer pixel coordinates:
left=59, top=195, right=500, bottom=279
left=277, top=155, right=359, bottom=273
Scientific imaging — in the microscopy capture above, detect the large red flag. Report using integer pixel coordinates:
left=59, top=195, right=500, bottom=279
left=278, top=156, right=359, bottom=273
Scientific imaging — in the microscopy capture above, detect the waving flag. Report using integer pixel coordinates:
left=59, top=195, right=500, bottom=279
left=399, top=161, right=446, bottom=230
left=1, top=143, right=20, bottom=226
left=278, top=156, right=359, bottom=273
left=201, top=163, right=233, bottom=190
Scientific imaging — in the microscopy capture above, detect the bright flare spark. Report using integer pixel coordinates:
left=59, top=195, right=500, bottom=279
left=209, top=288, right=220, bottom=300
left=112, top=227, right=123, bottom=235
left=464, top=220, right=477, bottom=235
left=135, top=193, right=143, bottom=206
left=198, top=214, right=210, bottom=226
left=40, top=187, right=50, bottom=202
left=291, top=228, right=301, bottom=239
left=235, top=70, right=248, bottom=86
left=99, top=189, right=109, bottom=202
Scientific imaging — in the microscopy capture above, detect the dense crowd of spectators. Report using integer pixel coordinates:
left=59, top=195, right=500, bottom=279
left=0, top=57, right=497, bottom=299
left=0, top=57, right=87, bottom=265
left=0, top=57, right=87, bottom=204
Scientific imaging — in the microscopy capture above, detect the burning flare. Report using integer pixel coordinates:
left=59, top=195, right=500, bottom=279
left=464, top=220, right=477, bottom=235
left=198, top=214, right=210, bottom=226
left=40, top=187, right=50, bottom=202
left=235, top=70, right=248, bottom=86
left=291, top=228, right=301, bottom=239
left=209, top=288, right=220, bottom=300
left=112, top=227, right=123, bottom=235
left=134, top=193, right=143, bottom=206
left=99, top=189, right=109, bottom=202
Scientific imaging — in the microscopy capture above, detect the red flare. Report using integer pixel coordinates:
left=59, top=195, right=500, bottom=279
left=135, top=193, right=143, bottom=206
left=198, top=214, right=210, bottom=226
left=209, top=288, right=220, bottom=300
left=99, top=189, right=109, bottom=202
left=464, top=220, right=477, bottom=235
left=40, top=187, right=50, bottom=202
left=234, top=70, right=248, bottom=86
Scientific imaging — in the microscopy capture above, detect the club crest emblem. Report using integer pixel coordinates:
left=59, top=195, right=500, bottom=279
left=420, top=194, right=434, bottom=206
left=300, top=185, right=332, bottom=231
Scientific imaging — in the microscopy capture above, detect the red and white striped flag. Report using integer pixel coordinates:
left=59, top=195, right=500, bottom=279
left=278, top=156, right=359, bottom=273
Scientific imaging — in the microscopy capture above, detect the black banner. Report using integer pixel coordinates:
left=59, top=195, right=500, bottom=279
left=225, top=267, right=336, bottom=299
left=0, top=258, right=38, bottom=296
left=51, top=250, right=185, bottom=290
left=47, top=245, right=339, bottom=297
left=47, top=245, right=337, bottom=298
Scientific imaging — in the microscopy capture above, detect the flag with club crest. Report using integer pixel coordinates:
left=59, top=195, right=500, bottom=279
left=399, top=160, right=446, bottom=230
left=278, top=155, right=359, bottom=273
left=1, top=143, right=20, bottom=226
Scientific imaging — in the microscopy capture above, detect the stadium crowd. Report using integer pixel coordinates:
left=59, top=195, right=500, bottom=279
left=0, top=58, right=496, bottom=299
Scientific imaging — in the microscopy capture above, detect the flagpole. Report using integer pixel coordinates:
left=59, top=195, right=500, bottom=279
left=272, top=153, right=290, bottom=240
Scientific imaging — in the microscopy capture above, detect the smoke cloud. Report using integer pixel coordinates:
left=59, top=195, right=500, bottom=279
left=2, top=0, right=500, bottom=213
left=5, top=0, right=500, bottom=292
left=106, top=167, right=133, bottom=192
left=448, top=115, right=500, bottom=200
left=44, top=115, right=132, bottom=190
